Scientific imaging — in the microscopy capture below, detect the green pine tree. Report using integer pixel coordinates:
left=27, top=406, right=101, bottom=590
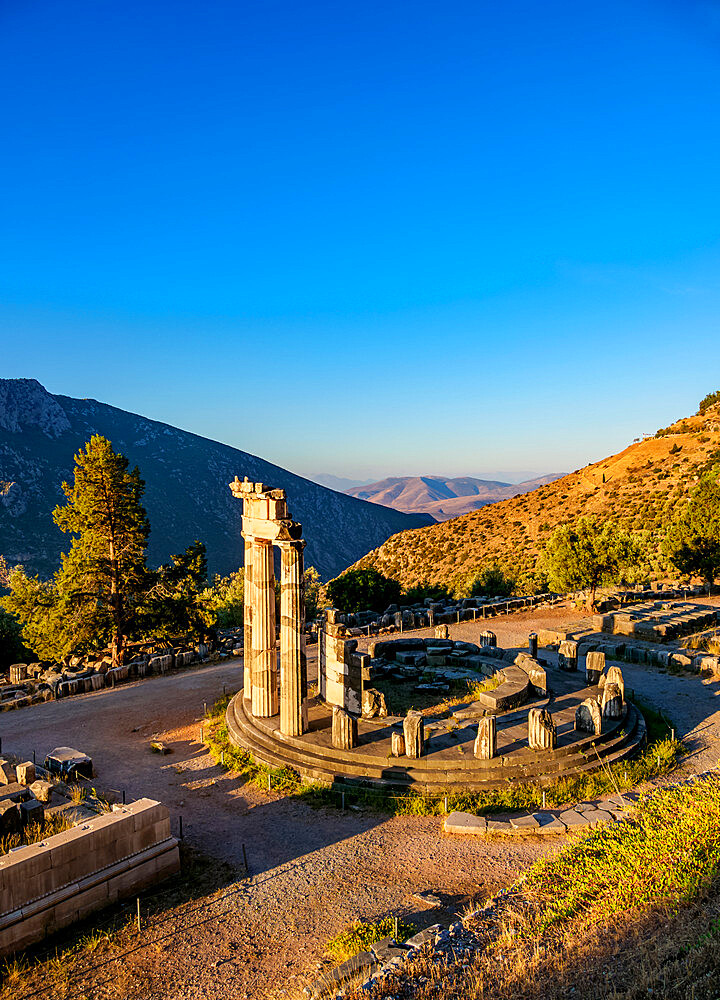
left=52, top=435, right=151, bottom=666
left=143, top=540, right=212, bottom=639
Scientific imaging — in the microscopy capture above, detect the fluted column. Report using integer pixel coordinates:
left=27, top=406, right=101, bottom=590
left=243, top=536, right=254, bottom=699
left=251, top=539, right=278, bottom=717
left=279, top=539, right=308, bottom=736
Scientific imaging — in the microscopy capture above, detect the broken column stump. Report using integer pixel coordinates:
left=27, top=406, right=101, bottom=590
left=601, top=682, right=623, bottom=719
left=604, top=665, right=625, bottom=702
left=474, top=716, right=496, bottom=759
left=391, top=732, right=406, bottom=757
left=575, top=698, right=602, bottom=735
left=558, top=640, right=578, bottom=671
left=585, top=650, right=605, bottom=685
left=528, top=708, right=557, bottom=750
left=332, top=706, right=358, bottom=750
left=403, top=711, right=425, bottom=759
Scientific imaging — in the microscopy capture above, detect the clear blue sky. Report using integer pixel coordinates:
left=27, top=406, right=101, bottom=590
left=1, top=0, right=719, bottom=482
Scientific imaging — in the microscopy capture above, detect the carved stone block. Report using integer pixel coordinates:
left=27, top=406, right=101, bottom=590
left=605, top=665, right=625, bottom=701
left=362, top=687, right=388, bottom=719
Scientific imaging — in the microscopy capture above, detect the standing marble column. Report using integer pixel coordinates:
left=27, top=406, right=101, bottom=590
left=251, top=539, right=278, bottom=717
left=243, top=536, right=254, bottom=699
left=279, top=539, right=308, bottom=736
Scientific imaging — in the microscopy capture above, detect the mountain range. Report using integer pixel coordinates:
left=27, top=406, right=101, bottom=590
left=346, top=401, right=720, bottom=591
left=0, top=379, right=432, bottom=581
left=347, top=474, right=563, bottom=520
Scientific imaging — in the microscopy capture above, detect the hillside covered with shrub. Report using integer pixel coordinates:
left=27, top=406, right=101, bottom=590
left=344, top=397, right=720, bottom=594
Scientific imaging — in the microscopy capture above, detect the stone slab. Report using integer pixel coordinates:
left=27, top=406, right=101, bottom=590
left=444, top=812, right=487, bottom=835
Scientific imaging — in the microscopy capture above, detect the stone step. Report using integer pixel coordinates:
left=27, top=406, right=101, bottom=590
left=226, top=695, right=646, bottom=792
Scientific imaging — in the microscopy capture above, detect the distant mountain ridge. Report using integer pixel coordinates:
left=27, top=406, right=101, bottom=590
left=347, top=473, right=564, bottom=520
left=0, top=379, right=433, bottom=581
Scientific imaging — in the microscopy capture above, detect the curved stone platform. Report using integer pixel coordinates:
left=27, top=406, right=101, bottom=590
left=226, top=679, right=647, bottom=793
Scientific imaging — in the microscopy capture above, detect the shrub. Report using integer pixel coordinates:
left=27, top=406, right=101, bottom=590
left=699, top=389, right=720, bottom=414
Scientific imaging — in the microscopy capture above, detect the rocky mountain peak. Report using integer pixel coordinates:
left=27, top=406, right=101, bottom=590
left=0, top=378, right=71, bottom=438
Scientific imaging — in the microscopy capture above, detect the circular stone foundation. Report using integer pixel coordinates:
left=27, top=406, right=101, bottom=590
left=226, top=669, right=646, bottom=793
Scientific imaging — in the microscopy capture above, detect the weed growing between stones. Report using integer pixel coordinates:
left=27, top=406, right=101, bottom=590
left=326, top=918, right=417, bottom=962
left=204, top=696, right=682, bottom=817
left=0, top=813, right=74, bottom=857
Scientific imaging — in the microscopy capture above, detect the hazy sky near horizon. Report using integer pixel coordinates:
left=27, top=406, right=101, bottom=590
left=2, top=0, right=720, bottom=482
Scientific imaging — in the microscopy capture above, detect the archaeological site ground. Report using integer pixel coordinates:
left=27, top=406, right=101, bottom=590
left=2, top=465, right=720, bottom=1000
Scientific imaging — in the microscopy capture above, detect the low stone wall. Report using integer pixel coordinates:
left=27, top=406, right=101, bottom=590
left=593, top=603, right=719, bottom=642
left=1, top=645, right=212, bottom=713
left=0, top=798, right=179, bottom=956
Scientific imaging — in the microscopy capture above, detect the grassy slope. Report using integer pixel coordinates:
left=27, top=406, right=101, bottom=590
left=346, top=403, right=720, bottom=592
left=351, top=774, right=720, bottom=1000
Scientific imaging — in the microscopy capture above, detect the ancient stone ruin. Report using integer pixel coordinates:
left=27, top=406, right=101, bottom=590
left=225, top=484, right=647, bottom=794
left=230, top=477, right=308, bottom=737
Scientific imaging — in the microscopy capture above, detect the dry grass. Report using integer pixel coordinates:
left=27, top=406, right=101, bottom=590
left=344, top=774, right=720, bottom=1000
left=0, top=813, right=74, bottom=858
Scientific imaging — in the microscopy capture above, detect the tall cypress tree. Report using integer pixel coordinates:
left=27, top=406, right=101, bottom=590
left=53, top=435, right=150, bottom=667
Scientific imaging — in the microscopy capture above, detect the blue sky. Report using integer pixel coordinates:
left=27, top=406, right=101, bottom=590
left=1, top=0, right=719, bottom=482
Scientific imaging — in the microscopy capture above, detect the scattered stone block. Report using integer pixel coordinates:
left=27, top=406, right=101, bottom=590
left=362, top=687, right=388, bottom=719
left=391, top=732, right=406, bottom=757
left=370, top=937, right=408, bottom=962
left=0, top=759, right=16, bottom=785
left=403, top=711, right=425, bottom=759
left=16, top=761, right=36, bottom=786
left=0, top=799, right=21, bottom=835
left=532, top=812, right=567, bottom=834
left=28, top=779, right=54, bottom=803
left=412, top=890, right=442, bottom=908
left=486, top=818, right=513, bottom=834
left=406, top=924, right=442, bottom=948
left=583, top=808, right=614, bottom=827
left=434, top=624, right=449, bottom=640
left=585, top=650, right=605, bottom=685
left=509, top=813, right=539, bottom=830
left=528, top=708, right=557, bottom=750
left=575, top=698, right=602, bottom=736
left=474, top=716, right=496, bottom=759
left=331, top=706, right=358, bottom=750
left=20, top=798, right=44, bottom=826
